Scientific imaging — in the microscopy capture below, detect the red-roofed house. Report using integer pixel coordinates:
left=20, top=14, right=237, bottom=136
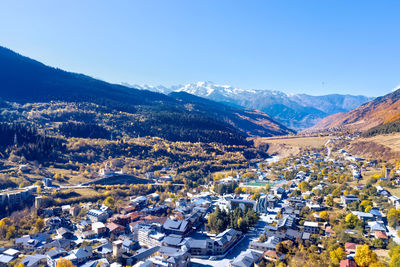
left=121, top=206, right=136, bottom=214
left=340, top=259, right=357, bottom=267
left=108, top=214, right=131, bottom=226
left=142, top=215, right=167, bottom=225
left=129, top=212, right=141, bottom=222
left=264, top=250, right=285, bottom=261
left=345, top=242, right=358, bottom=254
left=375, top=230, right=388, bottom=241
left=106, top=222, right=125, bottom=235
left=325, top=226, right=335, bottom=237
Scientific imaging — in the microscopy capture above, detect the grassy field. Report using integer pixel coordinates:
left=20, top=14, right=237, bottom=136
left=386, top=187, right=400, bottom=198
left=244, top=181, right=273, bottom=187
left=255, top=135, right=331, bottom=157
left=56, top=188, right=100, bottom=198
left=348, top=133, right=400, bottom=161
left=359, top=133, right=400, bottom=151
left=47, top=167, right=91, bottom=185
left=0, top=239, right=13, bottom=247
left=49, top=187, right=103, bottom=206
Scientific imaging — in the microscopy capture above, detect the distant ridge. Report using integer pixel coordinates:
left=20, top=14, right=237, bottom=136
left=308, top=88, right=400, bottom=132
left=131, top=81, right=372, bottom=130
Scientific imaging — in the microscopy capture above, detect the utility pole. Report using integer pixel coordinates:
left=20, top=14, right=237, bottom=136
left=13, top=133, right=18, bottom=147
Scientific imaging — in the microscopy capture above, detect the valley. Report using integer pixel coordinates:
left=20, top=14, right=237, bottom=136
left=1, top=2, right=400, bottom=266
left=0, top=39, right=400, bottom=267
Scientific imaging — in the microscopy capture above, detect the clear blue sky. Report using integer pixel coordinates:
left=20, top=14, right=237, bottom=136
left=0, top=0, right=399, bottom=96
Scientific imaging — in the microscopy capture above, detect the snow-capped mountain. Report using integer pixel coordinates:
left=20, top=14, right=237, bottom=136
left=128, top=81, right=373, bottom=130
left=121, top=83, right=175, bottom=94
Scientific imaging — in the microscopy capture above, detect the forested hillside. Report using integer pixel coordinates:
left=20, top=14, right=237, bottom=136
left=0, top=123, right=65, bottom=161
left=363, top=118, right=400, bottom=137
left=0, top=46, right=293, bottom=144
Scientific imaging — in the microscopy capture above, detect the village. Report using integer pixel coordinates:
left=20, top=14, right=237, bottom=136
left=1, top=136, right=400, bottom=267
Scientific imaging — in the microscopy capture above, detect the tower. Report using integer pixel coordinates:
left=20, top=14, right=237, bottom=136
left=35, top=196, right=42, bottom=209
left=113, top=240, right=123, bottom=258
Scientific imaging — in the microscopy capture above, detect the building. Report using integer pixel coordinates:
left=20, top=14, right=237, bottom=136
left=130, top=196, right=148, bottom=208
left=113, top=240, right=123, bottom=258
left=184, top=228, right=242, bottom=256
left=0, top=254, right=14, bottom=266
left=230, top=249, right=262, bottom=267
left=162, top=235, right=185, bottom=248
left=92, top=222, right=107, bottom=235
left=64, top=246, right=93, bottom=265
left=345, top=242, right=358, bottom=254
left=70, top=206, right=81, bottom=217
left=257, top=195, right=278, bottom=213
left=138, top=226, right=165, bottom=248
left=367, top=221, right=387, bottom=233
left=273, top=187, right=286, bottom=198
left=340, top=259, right=357, bottom=267
left=351, top=211, right=374, bottom=222
left=264, top=250, right=285, bottom=261
left=98, top=162, right=123, bottom=177
left=15, top=234, right=50, bottom=251
left=18, top=254, right=47, bottom=267
left=341, top=195, right=359, bottom=207
left=42, top=178, right=53, bottom=187
left=277, top=215, right=296, bottom=230
left=150, top=246, right=190, bottom=267
left=122, top=239, right=138, bottom=253
left=163, top=219, right=191, bottom=236
left=213, top=229, right=242, bottom=255
left=249, top=236, right=280, bottom=251
left=303, top=221, right=319, bottom=234
left=129, top=246, right=160, bottom=265
left=43, top=239, right=72, bottom=251
left=35, top=196, right=42, bottom=209
left=107, top=222, right=125, bottom=235
left=46, top=248, right=68, bottom=267
left=87, top=209, right=109, bottom=223
left=287, top=197, right=306, bottom=209
left=56, top=227, right=74, bottom=239
left=374, top=231, right=389, bottom=242
left=184, top=238, right=212, bottom=256
left=0, top=186, right=37, bottom=210
left=388, top=196, right=400, bottom=209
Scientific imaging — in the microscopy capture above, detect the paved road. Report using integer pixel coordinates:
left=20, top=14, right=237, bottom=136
left=387, top=226, right=400, bottom=244
left=324, top=139, right=333, bottom=161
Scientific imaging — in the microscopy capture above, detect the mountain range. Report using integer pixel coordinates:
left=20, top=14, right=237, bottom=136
left=129, top=81, right=373, bottom=130
left=0, top=46, right=293, bottom=145
left=309, top=87, right=400, bottom=134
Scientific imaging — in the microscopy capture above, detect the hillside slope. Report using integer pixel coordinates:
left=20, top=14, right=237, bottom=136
left=308, top=89, right=400, bottom=132
left=347, top=133, right=400, bottom=161
left=0, top=46, right=293, bottom=143
left=169, top=92, right=294, bottom=137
